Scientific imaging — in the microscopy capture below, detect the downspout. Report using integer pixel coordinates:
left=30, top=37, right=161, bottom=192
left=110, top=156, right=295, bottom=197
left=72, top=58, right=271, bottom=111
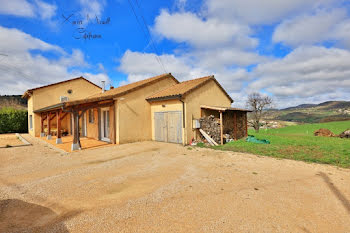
left=179, top=97, right=186, bottom=145
left=179, top=96, right=185, bottom=128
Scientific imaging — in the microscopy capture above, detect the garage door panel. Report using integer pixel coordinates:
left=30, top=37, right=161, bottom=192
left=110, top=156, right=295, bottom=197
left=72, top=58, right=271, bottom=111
left=154, top=111, right=182, bottom=144
left=154, top=112, right=167, bottom=142
left=167, top=112, right=182, bottom=144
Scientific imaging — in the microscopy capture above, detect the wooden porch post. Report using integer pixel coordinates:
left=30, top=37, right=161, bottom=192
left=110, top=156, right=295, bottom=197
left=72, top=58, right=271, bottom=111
left=47, top=112, right=52, bottom=139
left=234, top=112, right=238, bottom=141
left=56, top=110, right=62, bottom=144
left=71, top=111, right=81, bottom=151
left=40, top=113, right=45, bottom=137
left=245, top=113, right=248, bottom=137
left=109, top=103, right=116, bottom=144
left=220, top=111, right=223, bottom=145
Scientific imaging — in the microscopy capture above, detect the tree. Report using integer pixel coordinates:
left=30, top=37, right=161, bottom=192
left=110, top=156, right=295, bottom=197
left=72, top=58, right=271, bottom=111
left=246, top=92, right=273, bottom=132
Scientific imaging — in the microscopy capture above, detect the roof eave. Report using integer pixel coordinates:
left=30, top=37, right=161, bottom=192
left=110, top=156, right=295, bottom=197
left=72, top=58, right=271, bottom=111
left=146, top=94, right=182, bottom=102
left=201, top=105, right=252, bottom=112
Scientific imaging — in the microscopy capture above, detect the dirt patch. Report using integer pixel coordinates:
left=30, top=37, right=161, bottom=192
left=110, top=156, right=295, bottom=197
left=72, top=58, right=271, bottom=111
left=314, top=128, right=336, bottom=137
left=0, top=134, right=25, bottom=147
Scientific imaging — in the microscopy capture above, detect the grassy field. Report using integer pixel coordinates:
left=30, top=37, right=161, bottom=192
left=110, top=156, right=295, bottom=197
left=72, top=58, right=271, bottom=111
left=211, top=120, right=350, bottom=168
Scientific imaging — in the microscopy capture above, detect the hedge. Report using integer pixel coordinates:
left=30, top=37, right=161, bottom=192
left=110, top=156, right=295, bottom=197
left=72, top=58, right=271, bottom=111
left=0, top=108, right=28, bottom=133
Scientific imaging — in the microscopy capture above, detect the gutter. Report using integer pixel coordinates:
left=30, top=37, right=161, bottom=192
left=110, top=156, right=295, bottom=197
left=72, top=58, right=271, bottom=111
left=33, top=103, right=65, bottom=113
left=146, top=94, right=182, bottom=102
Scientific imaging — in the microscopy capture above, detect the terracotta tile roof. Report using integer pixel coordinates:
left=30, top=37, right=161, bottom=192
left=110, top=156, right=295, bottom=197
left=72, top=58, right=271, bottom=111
left=22, top=76, right=101, bottom=99
left=147, top=75, right=233, bottom=103
left=65, top=73, right=178, bottom=106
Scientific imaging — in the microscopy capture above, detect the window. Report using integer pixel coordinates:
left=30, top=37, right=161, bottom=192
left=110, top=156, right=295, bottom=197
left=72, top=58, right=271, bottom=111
left=29, top=115, right=33, bottom=130
left=88, top=109, right=94, bottom=123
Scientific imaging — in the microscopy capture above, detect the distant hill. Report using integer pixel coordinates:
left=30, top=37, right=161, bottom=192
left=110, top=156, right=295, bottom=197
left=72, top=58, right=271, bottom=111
left=265, top=101, right=350, bottom=123
left=282, top=101, right=350, bottom=111
left=282, top=104, right=317, bottom=111
left=317, top=101, right=350, bottom=110
left=0, top=95, right=27, bottom=110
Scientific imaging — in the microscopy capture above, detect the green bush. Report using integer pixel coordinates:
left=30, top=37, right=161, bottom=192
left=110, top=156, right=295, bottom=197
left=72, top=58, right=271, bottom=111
left=0, top=108, right=28, bottom=133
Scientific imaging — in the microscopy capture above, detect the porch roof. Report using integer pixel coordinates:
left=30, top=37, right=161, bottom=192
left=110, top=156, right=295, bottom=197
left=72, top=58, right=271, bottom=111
left=201, top=105, right=252, bottom=112
left=33, top=103, right=65, bottom=113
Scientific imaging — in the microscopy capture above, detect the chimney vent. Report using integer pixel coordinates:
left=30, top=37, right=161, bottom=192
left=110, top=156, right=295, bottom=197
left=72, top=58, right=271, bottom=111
left=110, top=85, right=114, bottom=90
left=101, top=81, right=105, bottom=93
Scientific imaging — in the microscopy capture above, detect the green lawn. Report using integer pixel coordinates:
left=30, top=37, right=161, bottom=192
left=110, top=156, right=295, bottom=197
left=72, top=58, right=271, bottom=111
left=211, top=121, right=350, bottom=168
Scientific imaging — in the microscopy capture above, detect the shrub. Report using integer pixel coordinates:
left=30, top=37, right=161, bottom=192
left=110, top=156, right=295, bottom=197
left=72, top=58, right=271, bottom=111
left=0, top=108, right=28, bottom=133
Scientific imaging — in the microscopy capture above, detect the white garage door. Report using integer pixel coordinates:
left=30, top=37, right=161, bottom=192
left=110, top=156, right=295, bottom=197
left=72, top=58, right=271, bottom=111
left=154, top=111, right=183, bottom=144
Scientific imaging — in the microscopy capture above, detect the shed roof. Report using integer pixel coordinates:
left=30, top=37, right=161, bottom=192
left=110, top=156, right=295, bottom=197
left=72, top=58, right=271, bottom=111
left=22, top=76, right=101, bottom=99
left=146, top=75, right=233, bottom=103
left=201, top=105, right=252, bottom=112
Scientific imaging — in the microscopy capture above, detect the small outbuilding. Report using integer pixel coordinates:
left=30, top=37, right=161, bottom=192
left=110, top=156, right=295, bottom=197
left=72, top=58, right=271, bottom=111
left=147, top=75, right=251, bottom=145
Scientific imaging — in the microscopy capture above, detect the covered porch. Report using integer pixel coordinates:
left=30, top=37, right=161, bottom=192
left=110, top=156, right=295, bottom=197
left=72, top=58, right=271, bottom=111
left=34, top=99, right=116, bottom=152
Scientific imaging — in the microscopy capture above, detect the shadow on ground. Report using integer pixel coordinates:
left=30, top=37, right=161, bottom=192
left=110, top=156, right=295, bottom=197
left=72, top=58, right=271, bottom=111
left=319, top=172, right=350, bottom=215
left=0, top=199, right=72, bottom=233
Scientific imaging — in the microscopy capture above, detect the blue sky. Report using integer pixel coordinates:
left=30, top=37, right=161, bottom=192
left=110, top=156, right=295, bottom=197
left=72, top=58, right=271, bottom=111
left=1, top=0, right=350, bottom=107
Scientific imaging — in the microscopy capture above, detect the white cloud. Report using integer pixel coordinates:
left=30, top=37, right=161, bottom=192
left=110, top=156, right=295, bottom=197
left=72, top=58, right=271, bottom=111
left=0, top=26, right=63, bottom=55
left=0, top=0, right=57, bottom=20
left=249, top=46, right=350, bottom=103
left=332, top=19, right=350, bottom=49
left=190, top=48, right=270, bottom=69
left=80, top=72, right=109, bottom=87
left=0, top=26, right=110, bottom=95
left=118, top=50, right=197, bottom=82
left=273, top=8, right=347, bottom=46
left=153, top=10, right=257, bottom=49
left=118, top=50, right=250, bottom=95
left=174, top=0, right=187, bottom=11
left=0, top=0, right=35, bottom=17
left=35, top=0, right=57, bottom=20
left=79, top=0, right=106, bottom=17
left=205, top=0, right=340, bottom=25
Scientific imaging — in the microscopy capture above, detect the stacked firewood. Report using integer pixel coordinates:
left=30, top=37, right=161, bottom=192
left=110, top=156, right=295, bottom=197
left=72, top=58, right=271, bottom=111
left=199, top=115, right=221, bottom=143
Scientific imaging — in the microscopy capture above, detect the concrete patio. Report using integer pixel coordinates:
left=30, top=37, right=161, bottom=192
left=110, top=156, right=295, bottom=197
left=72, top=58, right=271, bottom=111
left=40, top=135, right=111, bottom=152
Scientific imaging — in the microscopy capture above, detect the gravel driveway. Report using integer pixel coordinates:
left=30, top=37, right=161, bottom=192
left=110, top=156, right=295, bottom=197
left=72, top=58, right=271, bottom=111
left=0, top=134, right=350, bottom=233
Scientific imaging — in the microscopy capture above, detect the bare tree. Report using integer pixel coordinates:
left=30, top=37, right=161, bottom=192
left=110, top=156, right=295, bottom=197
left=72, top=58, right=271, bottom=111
left=246, top=92, right=273, bottom=132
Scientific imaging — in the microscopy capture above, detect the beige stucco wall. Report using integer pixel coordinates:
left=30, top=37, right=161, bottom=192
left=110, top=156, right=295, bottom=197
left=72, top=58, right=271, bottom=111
left=27, top=78, right=101, bottom=137
left=27, top=96, right=37, bottom=136
left=150, top=99, right=183, bottom=142
left=33, top=79, right=101, bottom=110
left=116, top=77, right=178, bottom=144
left=86, top=108, right=99, bottom=139
left=183, top=79, right=232, bottom=144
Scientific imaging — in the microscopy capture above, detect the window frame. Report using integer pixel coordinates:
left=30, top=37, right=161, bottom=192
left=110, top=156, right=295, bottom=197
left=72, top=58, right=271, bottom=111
left=88, top=109, right=94, bottom=124
left=29, top=115, right=33, bottom=130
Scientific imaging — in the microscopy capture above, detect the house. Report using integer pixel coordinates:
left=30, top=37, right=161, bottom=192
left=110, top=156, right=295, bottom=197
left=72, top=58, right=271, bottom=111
left=22, top=73, right=250, bottom=151
left=22, top=77, right=102, bottom=138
